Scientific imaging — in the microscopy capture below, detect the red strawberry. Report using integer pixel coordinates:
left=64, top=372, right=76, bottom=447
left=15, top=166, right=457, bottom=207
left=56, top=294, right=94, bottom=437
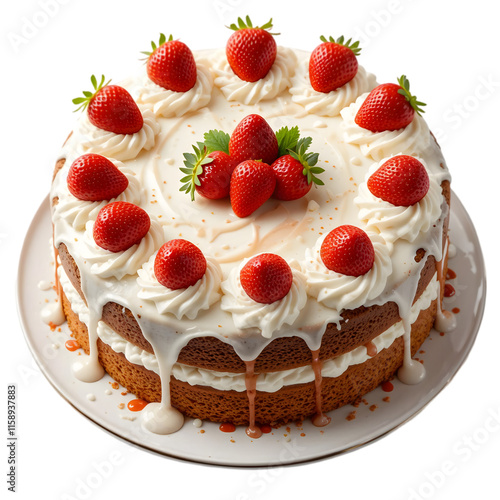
left=240, top=253, right=293, bottom=304
left=309, top=35, right=361, bottom=93
left=197, top=151, right=238, bottom=199
left=229, top=114, right=278, bottom=165
left=226, top=16, right=277, bottom=82
left=367, top=155, right=430, bottom=206
left=230, top=160, right=276, bottom=218
left=67, top=154, right=129, bottom=201
left=179, top=142, right=237, bottom=201
left=143, top=34, right=197, bottom=92
left=93, top=201, right=150, bottom=252
left=73, top=75, right=143, bottom=135
left=355, top=75, right=426, bottom=132
left=154, top=239, right=207, bottom=290
left=320, top=225, right=375, bottom=277
left=271, top=137, right=324, bottom=201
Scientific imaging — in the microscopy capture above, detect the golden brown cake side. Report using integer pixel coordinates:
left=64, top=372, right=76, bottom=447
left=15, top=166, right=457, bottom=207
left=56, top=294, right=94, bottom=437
left=61, top=290, right=436, bottom=425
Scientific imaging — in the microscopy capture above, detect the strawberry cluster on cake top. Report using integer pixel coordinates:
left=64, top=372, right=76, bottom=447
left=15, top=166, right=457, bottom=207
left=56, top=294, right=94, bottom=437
left=66, top=16, right=434, bottom=307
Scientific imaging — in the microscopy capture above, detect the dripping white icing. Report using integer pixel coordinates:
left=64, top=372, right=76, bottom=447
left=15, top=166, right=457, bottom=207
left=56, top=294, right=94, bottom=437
left=41, top=301, right=65, bottom=326
left=58, top=264, right=440, bottom=393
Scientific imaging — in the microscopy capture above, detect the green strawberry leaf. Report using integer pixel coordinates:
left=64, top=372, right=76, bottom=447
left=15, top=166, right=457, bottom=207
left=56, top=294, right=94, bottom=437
left=289, top=137, right=324, bottom=186
left=227, top=16, right=279, bottom=35
left=72, top=74, right=110, bottom=112
left=203, top=129, right=230, bottom=154
left=141, top=33, right=174, bottom=57
left=397, top=74, right=426, bottom=115
left=276, top=126, right=300, bottom=157
left=319, top=35, right=362, bottom=56
left=179, top=142, right=213, bottom=201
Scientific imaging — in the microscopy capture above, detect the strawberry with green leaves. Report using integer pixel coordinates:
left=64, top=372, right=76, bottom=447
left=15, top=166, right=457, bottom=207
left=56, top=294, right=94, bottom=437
left=309, top=35, right=361, bottom=93
left=142, top=33, right=197, bottom=92
left=367, top=155, right=430, bottom=206
left=73, top=75, right=144, bottom=135
left=271, top=132, right=324, bottom=201
left=355, top=75, right=426, bottom=132
left=179, top=137, right=237, bottom=201
left=229, top=114, right=278, bottom=165
left=226, top=16, right=278, bottom=82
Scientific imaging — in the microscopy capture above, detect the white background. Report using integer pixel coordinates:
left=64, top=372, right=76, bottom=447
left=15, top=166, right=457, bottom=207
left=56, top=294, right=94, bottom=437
left=2, top=0, right=499, bottom=498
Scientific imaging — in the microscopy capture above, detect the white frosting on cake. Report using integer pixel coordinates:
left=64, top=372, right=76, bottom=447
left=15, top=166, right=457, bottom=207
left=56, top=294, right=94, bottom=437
left=77, top=108, right=160, bottom=161
left=212, top=47, right=297, bottom=105
left=137, top=253, right=223, bottom=320
left=80, top=218, right=164, bottom=280
left=341, top=93, right=431, bottom=161
left=52, top=165, right=143, bottom=231
left=290, top=65, right=377, bottom=117
left=220, top=258, right=307, bottom=338
left=355, top=156, right=445, bottom=243
left=135, top=61, right=213, bottom=117
left=303, top=232, right=392, bottom=311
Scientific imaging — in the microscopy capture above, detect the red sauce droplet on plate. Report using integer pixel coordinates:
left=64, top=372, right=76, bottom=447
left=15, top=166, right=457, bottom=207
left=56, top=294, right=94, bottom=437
left=127, top=399, right=148, bottom=412
left=65, top=339, right=80, bottom=351
left=444, top=284, right=455, bottom=297
left=452, top=307, right=460, bottom=314
left=381, top=381, right=394, bottom=392
left=219, top=422, right=236, bottom=433
left=446, top=268, right=457, bottom=280
left=260, top=424, right=272, bottom=434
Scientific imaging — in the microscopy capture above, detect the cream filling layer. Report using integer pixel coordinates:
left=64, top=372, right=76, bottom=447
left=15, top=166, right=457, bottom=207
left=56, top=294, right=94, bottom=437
left=59, top=264, right=439, bottom=393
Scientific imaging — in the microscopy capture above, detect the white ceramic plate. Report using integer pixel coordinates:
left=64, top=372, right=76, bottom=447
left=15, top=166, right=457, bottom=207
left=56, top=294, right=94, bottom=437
left=17, top=192, right=486, bottom=467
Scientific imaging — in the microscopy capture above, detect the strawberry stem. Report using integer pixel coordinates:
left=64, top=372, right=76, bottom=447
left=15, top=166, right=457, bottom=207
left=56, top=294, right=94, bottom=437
left=397, top=74, right=426, bottom=115
left=140, top=33, right=174, bottom=57
left=319, top=35, right=361, bottom=56
left=227, top=16, right=280, bottom=35
left=72, top=74, right=111, bottom=112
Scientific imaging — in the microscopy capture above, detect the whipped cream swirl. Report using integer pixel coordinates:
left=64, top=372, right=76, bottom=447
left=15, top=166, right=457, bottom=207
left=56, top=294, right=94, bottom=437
left=212, top=47, right=297, bottom=105
left=355, top=157, right=444, bottom=243
left=303, top=233, right=392, bottom=312
left=341, top=93, right=431, bottom=161
left=77, top=108, right=160, bottom=161
left=137, top=254, right=223, bottom=320
left=290, top=65, right=377, bottom=117
left=52, top=167, right=143, bottom=231
left=136, top=63, right=213, bottom=117
left=81, top=218, right=164, bottom=280
left=220, top=259, right=307, bottom=338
